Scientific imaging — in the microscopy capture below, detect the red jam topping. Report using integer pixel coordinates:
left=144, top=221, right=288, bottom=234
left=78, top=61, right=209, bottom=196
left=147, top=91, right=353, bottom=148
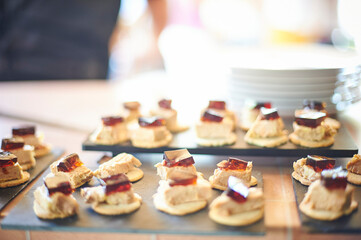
left=260, top=107, right=280, bottom=120
left=295, top=112, right=326, bottom=128
left=321, top=167, right=347, bottom=190
left=123, top=101, right=140, bottom=110
left=57, top=153, right=83, bottom=172
left=168, top=171, right=197, bottom=187
left=101, top=116, right=124, bottom=126
left=163, top=149, right=195, bottom=167
left=138, top=117, right=165, bottom=127
left=254, top=102, right=272, bottom=110
left=101, top=173, right=131, bottom=195
left=306, top=155, right=335, bottom=172
left=46, top=181, right=73, bottom=196
left=1, top=138, right=25, bottom=151
left=0, top=152, right=17, bottom=168
left=201, top=109, right=223, bottom=122
left=226, top=176, right=249, bottom=203
left=303, top=100, right=326, bottom=111
left=12, top=125, right=35, bottom=136
left=218, top=157, right=248, bottom=171
left=158, top=99, right=172, bottom=109
left=208, top=101, right=226, bottom=110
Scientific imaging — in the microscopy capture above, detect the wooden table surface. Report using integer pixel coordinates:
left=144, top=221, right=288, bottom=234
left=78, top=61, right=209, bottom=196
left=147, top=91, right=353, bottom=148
left=0, top=75, right=360, bottom=240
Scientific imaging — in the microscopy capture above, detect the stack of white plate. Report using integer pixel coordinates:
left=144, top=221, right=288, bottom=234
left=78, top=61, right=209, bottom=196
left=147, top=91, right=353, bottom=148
left=225, top=45, right=360, bottom=116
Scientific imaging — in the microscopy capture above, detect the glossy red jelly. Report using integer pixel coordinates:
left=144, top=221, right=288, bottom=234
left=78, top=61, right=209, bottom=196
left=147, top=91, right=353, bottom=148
left=208, top=101, right=226, bottom=110
left=295, top=112, right=326, bottom=128
left=218, top=157, right=248, bottom=171
left=303, top=100, right=326, bottom=111
left=321, top=167, right=347, bottom=190
left=226, top=176, right=249, bottom=203
left=158, top=99, right=172, bottom=109
left=12, top=125, right=35, bottom=136
left=201, top=109, right=223, bottom=122
left=0, top=152, right=17, bottom=168
left=254, top=102, right=272, bottom=109
left=101, top=116, right=124, bottom=126
left=306, top=155, right=335, bottom=172
left=123, top=101, right=140, bottom=110
left=46, top=182, right=73, bottom=196
left=163, top=157, right=195, bottom=167
left=57, top=153, right=83, bottom=172
left=101, top=173, right=131, bottom=195
left=1, top=138, right=25, bottom=151
left=260, top=107, right=280, bottom=120
left=138, top=117, right=165, bottom=127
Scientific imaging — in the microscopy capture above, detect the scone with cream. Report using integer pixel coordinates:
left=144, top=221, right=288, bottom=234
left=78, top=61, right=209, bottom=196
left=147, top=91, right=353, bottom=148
left=150, top=99, right=189, bottom=133
left=12, top=125, right=51, bottom=157
left=195, top=109, right=236, bottom=147
left=0, top=152, right=30, bottom=188
left=50, top=153, right=93, bottom=188
left=346, top=154, right=361, bottom=185
left=153, top=170, right=211, bottom=215
left=131, top=117, right=172, bottom=148
left=209, top=157, right=257, bottom=190
left=1, top=138, right=36, bottom=170
left=203, top=100, right=237, bottom=130
left=244, top=108, right=288, bottom=148
left=209, top=176, right=264, bottom=226
left=240, top=101, right=272, bottom=131
left=91, top=116, right=129, bottom=145
left=300, top=167, right=358, bottom=221
left=94, top=152, right=143, bottom=182
left=122, top=101, right=141, bottom=123
left=292, top=155, right=335, bottom=186
left=33, top=173, right=78, bottom=219
left=289, top=111, right=336, bottom=148
left=81, top=173, right=142, bottom=215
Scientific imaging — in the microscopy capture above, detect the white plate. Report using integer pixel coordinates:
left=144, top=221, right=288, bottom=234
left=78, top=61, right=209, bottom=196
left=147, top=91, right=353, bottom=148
left=230, top=73, right=339, bottom=84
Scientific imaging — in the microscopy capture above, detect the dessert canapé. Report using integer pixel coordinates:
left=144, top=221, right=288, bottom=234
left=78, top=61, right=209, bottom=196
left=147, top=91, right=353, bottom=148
left=240, top=101, right=272, bottom=131
left=81, top=173, right=142, bottom=215
left=209, top=176, right=264, bottom=226
left=206, top=100, right=236, bottom=130
left=50, top=153, right=93, bottom=188
left=91, top=116, right=129, bottom=145
left=122, top=101, right=141, bottom=122
left=1, top=138, right=36, bottom=170
left=33, top=173, right=78, bottom=219
left=292, top=155, right=335, bottom=186
left=346, top=154, right=361, bottom=185
left=244, top=107, right=288, bottom=147
left=0, top=151, right=30, bottom=188
left=209, top=157, right=257, bottom=190
left=299, top=167, right=358, bottom=221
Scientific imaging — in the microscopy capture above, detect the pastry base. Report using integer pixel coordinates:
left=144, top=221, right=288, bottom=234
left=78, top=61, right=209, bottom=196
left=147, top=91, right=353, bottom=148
left=244, top=134, right=288, bottom=148
left=292, top=171, right=312, bottom=186
left=196, top=133, right=237, bottom=147
left=209, top=207, right=264, bottom=226
left=325, top=117, right=341, bottom=130
left=34, top=145, right=51, bottom=158
left=126, top=168, right=144, bottom=182
left=347, top=172, right=361, bottom=185
left=0, top=172, right=30, bottom=188
left=210, top=176, right=258, bottom=191
left=153, top=193, right=207, bottom=216
left=299, top=199, right=358, bottom=221
left=289, top=133, right=334, bottom=148
left=131, top=132, right=172, bottom=148
left=92, top=194, right=142, bottom=215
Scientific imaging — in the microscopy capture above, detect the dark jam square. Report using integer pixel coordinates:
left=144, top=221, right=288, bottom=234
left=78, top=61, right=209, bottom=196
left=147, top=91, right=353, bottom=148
left=163, top=149, right=195, bottom=167
left=158, top=99, right=172, bottom=109
left=295, top=112, right=326, bottom=128
left=254, top=102, right=272, bottom=110
left=168, top=171, right=197, bottom=187
left=208, top=101, right=226, bottom=110
left=201, top=109, right=223, bottom=122
left=101, top=173, right=131, bottom=195
left=226, top=176, right=249, bottom=203
left=303, top=100, right=326, bottom=111
left=0, top=152, right=18, bottom=168
left=306, top=155, right=335, bottom=172
left=123, top=101, right=140, bottom=110
left=1, top=138, right=25, bottom=151
left=46, top=182, right=73, bottom=196
left=57, top=153, right=83, bottom=172
left=217, top=157, right=248, bottom=171
left=101, top=116, right=124, bottom=126
left=138, top=117, right=165, bottom=127
left=12, top=125, right=36, bottom=136
left=260, top=107, right=280, bottom=120
left=321, top=167, right=347, bottom=190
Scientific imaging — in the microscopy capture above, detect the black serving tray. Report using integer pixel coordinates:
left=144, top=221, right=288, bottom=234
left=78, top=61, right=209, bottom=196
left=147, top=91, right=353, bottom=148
left=0, top=148, right=64, bottom=212
left=1, top=154, right=265, bottom=235
left=82, top=119, right=358, bottom=157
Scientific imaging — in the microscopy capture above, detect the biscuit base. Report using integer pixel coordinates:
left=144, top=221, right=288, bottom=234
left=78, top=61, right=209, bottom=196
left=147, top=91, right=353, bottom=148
left=299, top=199, right=358, bottom=221
left=132, top=132, right=172, bottom=148
left=126, top=168, right=144, bottom=182
left=153, top=193, right=207, bottom=215
left=289, top=133, right=334, bottom=148
left=33, top=199, right=77, bottom=219
left=0, top=172, right=30, bottom=188
left=34, top=145, right=51, bottom=158
left=210, top=176, right=258, bottom=191
left=209, top=207, right=264, bottom=226
left=347, top=172, right=361, bottom=185
left=92, top=194, right=142, bottom=215
left=196, top=133, right=237, bottom=147
left=20, top=161, right=36, bottom=171
left=292, top=171, right=312, bottom=186
left=325, top=117, right=341, bottom=130
left=244, top=134, right=288, bottom=148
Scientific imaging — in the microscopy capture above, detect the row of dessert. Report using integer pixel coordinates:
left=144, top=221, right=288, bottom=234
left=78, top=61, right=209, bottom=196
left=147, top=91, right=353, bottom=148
left=91, top=99, right=340, bottom=148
